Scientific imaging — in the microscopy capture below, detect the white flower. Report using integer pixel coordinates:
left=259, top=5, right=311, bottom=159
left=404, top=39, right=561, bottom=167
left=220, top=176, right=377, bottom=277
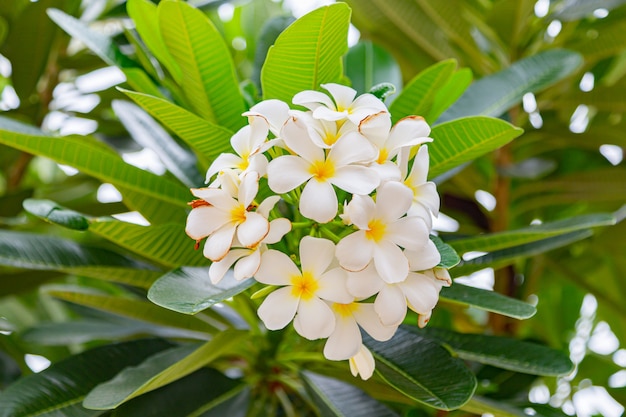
left=185, top=171, right=269, bottom=262
left=293, top=110, right=357, bottom=149
left=242, top=99, right=290, bottom=137
left=255, top=237, right=353, bottom=340
left=401, top=145, right=440, bottom=223
left=335, top=181, right=429, bottom=283
left=349, top=344, right=375, bottom=380
left=323, top=301, right=397, bottom=361
left=267, top=116, right=379, bottom=223
left=293, top=83, right=387, bottom=125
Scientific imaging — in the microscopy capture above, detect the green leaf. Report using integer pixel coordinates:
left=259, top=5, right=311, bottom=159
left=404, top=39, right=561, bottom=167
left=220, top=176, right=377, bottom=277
left=0, top=339, right=172, bottom=417
left=252, top=15, right=296, bottom=92
left=551, top=0, right=626, bottom=21
left=84, top=330, right=246, bottom=409
left=301, top=371, right=400, bottom=417
left=345, top=41, right=402, bottom=99
left=262, top=3, right=351, bottom=102
left=428, top=68, right=472, bottom=124
left=430, top=235, right=460, bottom=268
left=121, top=89, right=233, bottom=170
left=88, top=220, right=207, bottom=268
left=116, top=185, right=188, bottom=226
left=389, top=59, right=457, bottom=124
left=121, top=68, right=167, bottom=99
left=463, top=397, right=569, bottom=417
left=438, top=49, right=583, bottom=122
left=429, top=116, right=523, bottom=178
left=0, top=125, right=190, bottom=208
left=364, top=326, right=476, bottom=410
left=448, top=212, right=617, bottom=254
left=421, top=327, right=573, bottom=376
left=439, top=283, right=536, bottom=319
left=22, top=198, right=90, bottom=230
left=570, top=17, right=626, bottom=60
left=158, top=0, right=245, bottom=131
left=148, top=267, right=254, bottom=315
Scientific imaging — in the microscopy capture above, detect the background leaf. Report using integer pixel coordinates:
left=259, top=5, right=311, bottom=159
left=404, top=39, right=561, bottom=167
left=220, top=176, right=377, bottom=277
left=439, top=283, right=536, bottom=319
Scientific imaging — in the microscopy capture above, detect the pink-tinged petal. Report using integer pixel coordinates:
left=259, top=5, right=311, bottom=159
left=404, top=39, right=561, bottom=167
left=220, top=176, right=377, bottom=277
left=374, top=285, right=407, bottom=326
left=237, top=212, right=269, bottom=248
left=267, top=156, right=312, bottom=193
left=264, top=218, right=291, bottom=244
left=407, top=145, right=430, bottom=184
left=293, top=297, right=335, bottom=340
left=373, top=240, right=409, bottom=283
left=346, top=262, right=383, bottom=299
left=300, top=180, right=338, bottom=223
left=317, top=267, right=353, bottom=303
left=387, top=216, right=429, bottom=250
left=375, top=181, right=413, bottom=222
left=281, top=117, right=324, bottom=162
left=324, top=315, right=361, bottom=360
left=244, top=99, right=290, bottom=135
left=300, top=236, right=335, bottom=276
left=344, top=194, right=376, bottom=230
left=255, top=249, right=300, bottom=285
left=238, top=171, right=260, bottom=207
left=331, top=165, right=379, bottom=195
left=185, top=206, right=228, bottom=240
left=402, top=273, right=441, bottom=314
left=292, top=90, right=335, bottom=110
left=388, top=116, right=431, bottom=151
left=322, top=83, right=357, bottom=108
left=336, top=231, right=374, bottom=272
left=414, top=182, right=440, bottom=215
left=257, top=195, right=280, bottom=217
left=206, top=153, right=243, bottom=181
left=191, top=187, right=237, bottom=212
left=349, top=345, right=375, bottom=380
left=329, top=132, right=377, bottom=166
left=407, top=203, right=433, bottom=229
left=209, top=249, right=250, bottom=284
left=353, top=303, right=397, bottom=341
left=406, top=240, right=441, bottom=271
left=418, top=311, right=432, bottom=328
left=257, top=287, right=299, bottom=330
left=203, top=223, right=237, bottom=261
left=234, top=249, right=261, bottom=280
left=358, top=111, right=391, bottom=148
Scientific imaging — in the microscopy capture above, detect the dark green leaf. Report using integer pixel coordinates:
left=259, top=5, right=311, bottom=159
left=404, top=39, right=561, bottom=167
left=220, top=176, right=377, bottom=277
left=439, top=283, right=536, bottom=319
left=345, top=41, right=402, bottom=99
left=23, top=199, right=90, bottom=230
left=252, top=15, right=295, bottom=92
left=551, top=0, right=626, bottom=21
left=430, top=235, right=460, bottom=268
left=364, top=326, right=476, bottom=410
left=148, top=267, right=254, bottom=315
left=368, top=83, right=396, bottom=101
left=301, top=371, right=400, bottom=417
left=0, top=339, right=172, bottom=417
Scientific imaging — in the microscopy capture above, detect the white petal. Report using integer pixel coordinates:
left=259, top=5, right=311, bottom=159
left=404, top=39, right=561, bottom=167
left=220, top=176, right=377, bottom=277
left=387, top=216, right=429, bottom=250
left=374, top=285, right=407, bottom=326
left=407, top=145, right=430, bottom=184
left=414, top=182, right=440, bottom=215
left=281, top=116, right=324, bottom=162
left=255, top=249, right=299, bottom=285
left=324, top=315, right=361, bottom=360
left=368, top=161, right=402, bottom=182
left=346, top=262, right=383, bottom=299
left=209, top=249, right=250, bottom=284
left=203, top=223, right=237, bottom=261
left=373, top=240, right=409, bottom=283
left=353, top=303, right=397, bottom=341
left=244, top=99, right=290, bottom=135
left=293, top=297, right=335, bottom=340
left=331, top=165, right=379, bottom=195
left=238, top=171, right=260, bottom=207
left=292, top=90, right=335, bottom=110
left=406, top=240, right=441, bottom=271
left=322, top=83, right=357, bottom=109
left=349, top=345, right=375, bottom=380
left=267, top=156, right=312, bottom=193
left=407, top=203, right=433, bottom=229
left=206, top=153, right=243, bottom=181
left=317, top=267, right=353, bottom=303
left=300, top=180, right=337, bottom=223
left=418, top=311, right=432, bottom=328
left=247, top=154, right=268, bottom=177
left=192, top=187, right=237, bottom=212
left=257, top=287, right=299, bottom=330
left=185, top=206, right=227, bottom=240
left=233, top=249, right=261, bottom=280
left=388, top=116, right=431, bottom=151
left=264, top=218, right=291, bottom=244
left=329, top=131, right=377, bottom=166
left=344, top=194, right=376, bottom=230
left=336, top=231, right=374, bottom=272
left=358, top=111, right=391, bottom=148
left=230, top=125, right=253, bottom=157
left=312, top=106, right=348, bottom=121
left=375, top=181, right=413, bottom=222
left=402, top=272, right=442, bottom=314
left=237, top=212, right=269, bottom=248
left=257, top=195, right=281, bottom=217
left=300, top=236, right=335, bottom=276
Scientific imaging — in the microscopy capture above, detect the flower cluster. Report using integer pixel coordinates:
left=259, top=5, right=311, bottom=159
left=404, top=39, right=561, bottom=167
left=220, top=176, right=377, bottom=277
left=186, top=83, right=451, bottom=380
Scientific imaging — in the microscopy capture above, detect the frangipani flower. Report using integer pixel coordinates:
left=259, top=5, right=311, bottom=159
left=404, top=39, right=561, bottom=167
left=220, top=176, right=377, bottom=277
left=336, top=181, right=429, bottom=283
left=242, top=99, right=290, bottom=137
left=267, top=116, right=379, bottom=223
left=255, top=237, right=353, bottom=340
left=349, top=344, right=375, bottom=380
left=293, top=83, right=387, bottom=125
left=185, top=171, right=269, bottom=262
left=401, top=145, right=440, bottom=222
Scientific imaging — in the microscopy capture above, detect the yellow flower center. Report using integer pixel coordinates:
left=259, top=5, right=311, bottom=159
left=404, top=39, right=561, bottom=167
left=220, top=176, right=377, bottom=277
left=323, top=131, right=340, bottom=146
left=377, top=148, right=389, bottom=164
left=365, top=218, right=386, bottom=242
left=309, top=159, right=335, bottom=182
left=230, top=204, right=247, bottom=224
left=237, top=153, right=250, bottom=171
left=290, top=271, right=319, bottom=300
left=403, top=179, right=418, bottom=197
left=332, top=302, right=358, bottom=317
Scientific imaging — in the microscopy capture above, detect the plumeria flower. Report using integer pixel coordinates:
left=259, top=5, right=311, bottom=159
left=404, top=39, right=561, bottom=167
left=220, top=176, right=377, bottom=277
left=267, top=116, right=379, bottom=223
left=185, top=171, right=269, bottom=262
left=293, top=83, right=387, bottom=125
left=336, top=181, right=429, bottom=283
left=242, top=99, right=290, bottom=137
left=400, top=145, right=440, bottom=224
left=324, top=301, right=397, bottom=361
left=208, top=196, right=291, bottom=284
left=349, top=344, right=375, bottom=380
left=292, top=110, right=357, bottom=149
left=255, top=237, right=353, bottom=340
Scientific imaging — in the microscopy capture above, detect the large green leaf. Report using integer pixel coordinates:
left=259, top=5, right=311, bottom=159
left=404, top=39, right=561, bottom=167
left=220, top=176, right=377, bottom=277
left=148, top=267, right=254, bottom=315
left=121, top=89, right=233, bottom=170
left=0, top=125, right=190, bottom=208
left=116, top=185, right=188, bottom=226
left=429, top=116, right=523, bottom=178
left=345, top=40, right=402, bottom=100
left=551, top=0, right=626, bottom=21
left=438, top=49, right=583, bottom=122
left=421, top=327, right=573, bottom=376
left=261, top=3, right=351, bottom=102
left=23, top=198, right=90, bottom=230
left=448, top=212, right=617, bottom=254
left=439, top=283, right=536, bottom=319
left=88, top=220, right=207, bottom=268
left=301, top=371, right=400, bottom=417
left=364, top=326, right=476, bottom=410
left=83, top=330, right=246, bottom=409
left=0, top=339, right=172, bottom=417
left=158, top=0, right=245, bottom=131
left=463, top=397, right=569, bottom=417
